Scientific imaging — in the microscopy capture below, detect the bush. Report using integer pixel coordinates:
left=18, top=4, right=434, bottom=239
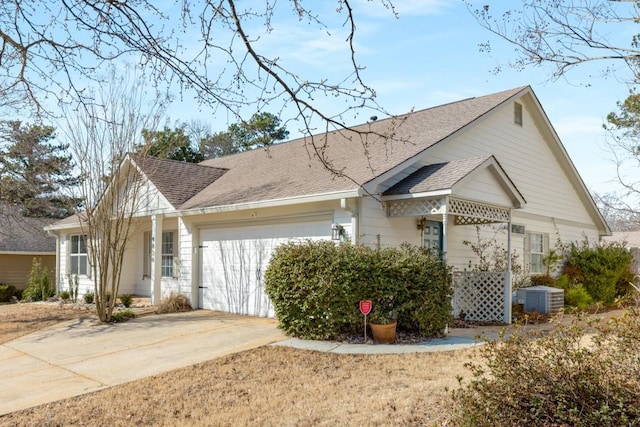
left=564, top=284, right=593, bottom=310
left=22, top=257, right=53, bottom=302
left=450, top=310, right=640, bottom=426
left=528, top=274, right=555, bottom=287
left=564, top=240, right=634, bottom=304
left=156, top=292, right=192, bottom=314
left=111, top=309, right=136, bottom=322
left=119, top=293, right=133, bottom=308
left=58, top=290, right=71, bottom=300
left=0, top=284, right=17, bottom=302
left=83, top=291, right=95, bottom=304
left=264, top=241, right=452, bottom=340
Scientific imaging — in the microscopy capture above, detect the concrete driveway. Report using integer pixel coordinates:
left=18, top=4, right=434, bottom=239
left=0, top=311, right=285, bottom=415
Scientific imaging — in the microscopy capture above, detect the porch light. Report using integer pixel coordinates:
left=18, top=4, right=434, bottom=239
left=331, top=223, right=344, bottom=241
left=417, top=217, right=426, bottom=230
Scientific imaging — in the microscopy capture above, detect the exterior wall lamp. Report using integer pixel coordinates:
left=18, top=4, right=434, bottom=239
left=331, top=223, right=344, bottom=241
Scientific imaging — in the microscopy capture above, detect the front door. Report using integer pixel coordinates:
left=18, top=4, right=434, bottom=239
left=422, top=220, right=442, bottom=252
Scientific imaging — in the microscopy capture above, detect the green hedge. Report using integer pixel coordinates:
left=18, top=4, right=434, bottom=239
left=564, top=240, right=635, bottom=304
left=264, top=241, right=452, bottom=340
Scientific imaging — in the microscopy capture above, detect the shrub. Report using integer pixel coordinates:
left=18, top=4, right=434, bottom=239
left=156, top=292, right=192, bottom=314
left=564, top=284, right=593, bottom=310
left=22, top=257, right=53, bottom=302
left=119, top=293, right=134, bottom=308
left=83, top=291, right=95, bottom=304
left=564, top=240, right=634, bottom=304
left=528, top=274, right=555, bottom=287
left=59, top=290, right=71, bottom=300
left=111, top=309, right=136, bottom=322
left=264, top=241, right=452, bottom=340
left=450, top=310, right=640, bottom=426
left=0, top=284, right=17, bottom=302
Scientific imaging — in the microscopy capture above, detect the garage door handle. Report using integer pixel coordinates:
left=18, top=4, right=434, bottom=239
left=198, top=286, right=208, bottom=289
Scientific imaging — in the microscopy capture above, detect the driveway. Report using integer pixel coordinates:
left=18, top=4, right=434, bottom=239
left=0, top=311, right=285, bottom=415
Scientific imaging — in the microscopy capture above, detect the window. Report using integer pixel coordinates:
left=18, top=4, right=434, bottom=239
left=514, top=102, right=523, bottom=126
left=70, top=234, right=88, bottom=276
left=143, top=230, right=178, bottom=278
left=528, top=232, right=545, bottom=274
left=161, top=231, right=176, bottom=278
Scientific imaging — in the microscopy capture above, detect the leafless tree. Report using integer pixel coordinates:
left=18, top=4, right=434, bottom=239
left=1, top=0, right=404, bottom=179
left=61, top=68, right=167, bottom=322
left=465, top=1, right=640, bottom=81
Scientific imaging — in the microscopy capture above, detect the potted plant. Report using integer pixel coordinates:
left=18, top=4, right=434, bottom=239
left=369, top=298, right=397, bottom=344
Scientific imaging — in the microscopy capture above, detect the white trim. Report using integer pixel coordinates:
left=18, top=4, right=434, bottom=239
left=168, top=190, right=360, bottom=218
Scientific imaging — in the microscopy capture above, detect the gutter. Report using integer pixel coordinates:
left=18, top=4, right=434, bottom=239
left=166, top=189, right=362, bottom=218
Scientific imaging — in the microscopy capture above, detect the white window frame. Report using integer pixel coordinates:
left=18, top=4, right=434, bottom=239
left=143, top=230, right=179, bottom=279
left=527, top=232, right=548, bottom=275
left=69, top=234, right=88, bottom=276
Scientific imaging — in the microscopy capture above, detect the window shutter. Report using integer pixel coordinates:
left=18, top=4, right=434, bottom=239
left=524, top=233, right=530, bottom=272
left=173, top=231, right=179, bottom=278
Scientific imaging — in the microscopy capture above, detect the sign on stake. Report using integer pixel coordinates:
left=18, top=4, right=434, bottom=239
left=359, top=300, right=372, bottom=342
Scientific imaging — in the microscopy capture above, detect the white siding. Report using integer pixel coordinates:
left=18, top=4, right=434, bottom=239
left=359, top=196, right=421, bottom=248
left=426, top=98, right=595, bottom=225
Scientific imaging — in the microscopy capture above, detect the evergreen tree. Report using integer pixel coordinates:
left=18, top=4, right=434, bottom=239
left=0, top=121, right=80, bottom=218
left=140, top=127, right=204, bottom=163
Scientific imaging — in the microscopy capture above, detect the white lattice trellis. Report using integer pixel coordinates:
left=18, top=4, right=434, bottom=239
left=452, top=271, right=506, bottom=322
left=387, top=198, right=444, bottom=217
left=449, top=198, right=510, bottom=223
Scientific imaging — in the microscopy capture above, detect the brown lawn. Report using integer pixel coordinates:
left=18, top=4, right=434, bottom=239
left=0, top=303, right=478, bottom=426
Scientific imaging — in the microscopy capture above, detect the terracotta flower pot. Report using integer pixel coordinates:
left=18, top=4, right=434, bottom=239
left=370, top=321, right=397, bottom=344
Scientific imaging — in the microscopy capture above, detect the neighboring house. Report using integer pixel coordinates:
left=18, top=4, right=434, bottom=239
left=45, top=86, right=609, bottom=323
left=0, top=207, right=57, bottom=289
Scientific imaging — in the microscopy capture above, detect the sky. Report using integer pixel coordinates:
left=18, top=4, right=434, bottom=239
left=165, top=0, right=637, bottom=201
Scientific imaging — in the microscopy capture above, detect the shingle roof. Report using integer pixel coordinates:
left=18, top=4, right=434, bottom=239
left=383, top=156, right=492, bottom=195
left=131, top=155, right=227, bottom=208
left=182, top=86, right=527, bottom=209
left=0, top=205, right=56, bottom=253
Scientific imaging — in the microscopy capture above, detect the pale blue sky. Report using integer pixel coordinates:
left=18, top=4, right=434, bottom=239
left=162, top=0, right=637, bottom=199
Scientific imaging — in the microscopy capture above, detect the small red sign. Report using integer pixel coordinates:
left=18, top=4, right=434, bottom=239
left=359, top=300, right=372, bottom=316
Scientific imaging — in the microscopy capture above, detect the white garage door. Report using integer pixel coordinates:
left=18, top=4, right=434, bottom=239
left=198, top=218, right=331, bottom=317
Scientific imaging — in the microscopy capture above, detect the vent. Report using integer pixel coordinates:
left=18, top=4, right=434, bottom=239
left=511, top=223, right=526, bottom=235
left=516, top=286, right=564, bottom=314
left=514, top=102, right=523, bottom=126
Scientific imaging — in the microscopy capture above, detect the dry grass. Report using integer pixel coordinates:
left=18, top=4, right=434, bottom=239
left=0, top=303, right=480, bottom=426
left=0, top=303, right=91, bottom=344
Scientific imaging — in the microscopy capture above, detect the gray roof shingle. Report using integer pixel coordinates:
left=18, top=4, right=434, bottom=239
left=0, top=205, right=56, bottom=253
left=183, top=86, right=526, bottom=209
left=383, top=156, right=492, bottom=195
left=132, top=155, right=227, bottom=208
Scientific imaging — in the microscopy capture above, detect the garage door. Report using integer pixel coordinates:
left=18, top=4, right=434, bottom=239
left=198, top=218, right=331, bottom=317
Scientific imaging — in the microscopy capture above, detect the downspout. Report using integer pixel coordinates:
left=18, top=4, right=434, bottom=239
left=47, top=229, right=61, bottom=293
left=340, top=198, right=359, bottom=244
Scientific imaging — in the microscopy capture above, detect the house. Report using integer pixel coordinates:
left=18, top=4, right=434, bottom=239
left=0, top=205, right=57, bottom=289
left=45, top=86, right=610, bottom=323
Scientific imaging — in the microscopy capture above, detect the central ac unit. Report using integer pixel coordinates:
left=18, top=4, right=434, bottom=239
left=516, top=285, right=564, bottom=314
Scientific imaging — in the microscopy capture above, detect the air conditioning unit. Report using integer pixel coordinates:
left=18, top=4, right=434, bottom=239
left=516, top=286, right=564, bottom=314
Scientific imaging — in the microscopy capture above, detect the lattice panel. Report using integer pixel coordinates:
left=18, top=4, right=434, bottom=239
left=452, top=271, right=506, bottom=322
left=449, top=198, right=510, bottom=223
left=387, top=198, right=444, bottom=217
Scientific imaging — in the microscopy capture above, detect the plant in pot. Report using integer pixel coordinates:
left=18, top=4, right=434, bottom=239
left=369, top=298, right=397, bottom=344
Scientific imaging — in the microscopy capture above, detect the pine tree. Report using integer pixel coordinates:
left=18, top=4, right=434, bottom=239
left=0, top=120, right=80, bottom=218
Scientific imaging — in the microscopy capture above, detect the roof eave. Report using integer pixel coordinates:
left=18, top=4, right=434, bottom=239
left=170, top=189, right=362, bottom=218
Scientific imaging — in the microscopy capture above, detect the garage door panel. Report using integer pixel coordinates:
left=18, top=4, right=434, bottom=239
left=199, top=220, right=330, bottom=317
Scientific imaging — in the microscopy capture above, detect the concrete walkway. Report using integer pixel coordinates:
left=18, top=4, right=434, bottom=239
left=0, top=311, right=285, bottom=416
